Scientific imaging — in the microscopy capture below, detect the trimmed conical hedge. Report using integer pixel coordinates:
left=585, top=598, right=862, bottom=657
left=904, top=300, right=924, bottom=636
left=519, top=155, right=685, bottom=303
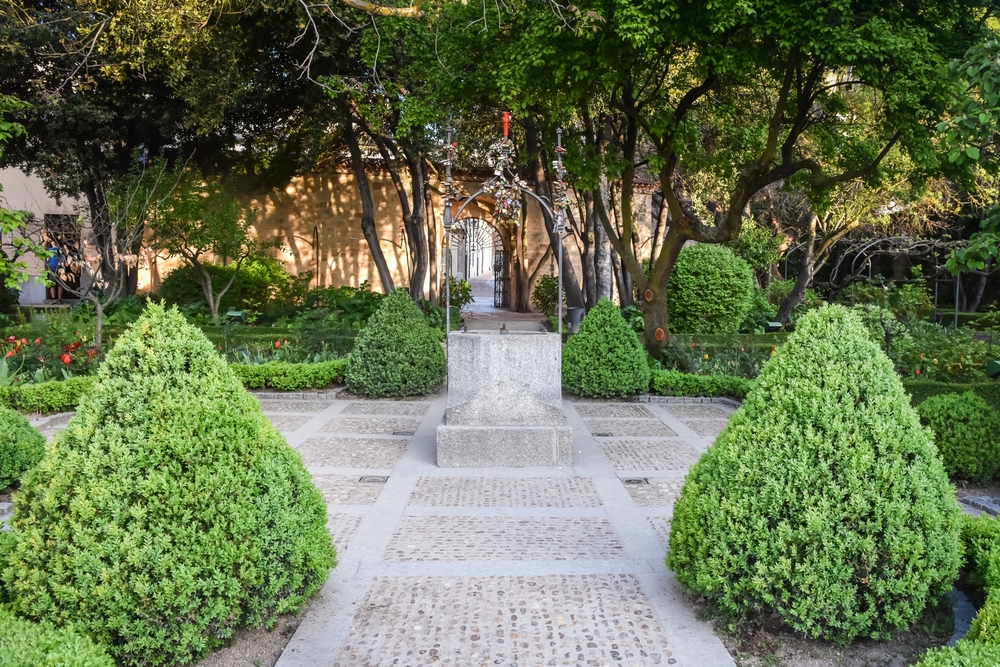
left=667, top=305, right=961, bottom=642
left=346, top=288, right=445, bottom=398
left=562, top=299, right=650, bottom=397
left=1, top=305, right=334, bottom=666
left=0, top=405, right=44, bottom=488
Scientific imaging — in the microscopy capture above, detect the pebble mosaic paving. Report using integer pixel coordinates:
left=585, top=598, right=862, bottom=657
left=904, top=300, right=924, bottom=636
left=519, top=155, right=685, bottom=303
left=333, top=574, right=680, bottom=667
left=584, top=419, right=677, bottom=438
left=662, top=404, right=729, bottom=419
left=312, top=474, right=387, bottom=505
left=339, top=401, right=431, bottom=416
left=623, top=478, right=686, bottom=510
left=327, top=513, right=364, bottom=554
left=256, top=400, right=334, bottom=413
left=599, top=439, right=701, bottom=472
left=320, top=417, right=422, bottom=435
left=408, top=476, right=603, bottom=508
left=682, top=420, right=729, bottom=437
left=265, top=415, right=314, bottom=432
left=573, top=404, right=656, bottom=419
left=648, top=517, right=673, bottom=550
left=296, top=436, right=407, bottom=469
left=384, top=517, right=625, bottom=561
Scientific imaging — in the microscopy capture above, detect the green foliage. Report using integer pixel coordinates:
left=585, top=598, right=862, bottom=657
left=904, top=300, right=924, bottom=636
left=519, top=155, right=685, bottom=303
left=1, top=305, right=335, bottom=666
left=914, top=639, right=1000, bottom=666
left=957, top=515, right=1000, bottom=645
left=948, top=208, right=1000, bottom=277
left=667, top=245, right=755, bottom=335
left=667, top=306, right=962, bottom=642
left=230, top=360, right=347, bottom=390
left=0, top=377, right=97, bottom=414
left=0, top=608, right=115, bottom=667
left=346, top=289, right=445, bottom=398
left=894, top=322, right=992, bottom=383
left=649, top=369, right=755, bottom=399
left=158, top=254, right=293, bottom=317
left=302, top=282, right=384, bottom=331
left=562, top=299, right=649, bottom=397
left=939, top=40, right=1000, bottom=168
left=0, top=405, right=44, bottom=488
left=903, top=379, right=1000, bottom=410
left=441, top=276, right=473, bottom=311
left=739, top=289, right=777, bottom=333
left=917, top=392, right=1000, bottom=481
left=851, top=270, right=932, bottom=322
left=726, top=218, right=783, bottom=273
left=531, top=274, right=563, bottom=317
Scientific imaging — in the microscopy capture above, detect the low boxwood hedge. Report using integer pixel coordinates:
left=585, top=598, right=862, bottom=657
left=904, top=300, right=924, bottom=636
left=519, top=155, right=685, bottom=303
left=649, top=369, right=754, bottom=399
left=903, top=379, right=1000, bottom=410
left=0, top=406, right=45, bottom=489
left=917, top=392, right=1000, bottom=481
left=231, top=359, right=348, bottom=390
left=0, top=377, right=96, bottom=414
left=915, top=639, right=1000, bottom=666
left=0, top=608, right=114, bottom=667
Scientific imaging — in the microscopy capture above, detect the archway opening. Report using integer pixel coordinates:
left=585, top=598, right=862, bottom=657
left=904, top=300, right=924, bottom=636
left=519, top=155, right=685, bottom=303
left=449, top=217, right=508, bottom=308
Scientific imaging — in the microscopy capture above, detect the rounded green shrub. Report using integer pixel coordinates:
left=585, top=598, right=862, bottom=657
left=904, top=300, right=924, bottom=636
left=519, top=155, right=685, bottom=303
left=914, top=640, right=1000, bottom=666
left=0, top=608, right=114, bottom=667
left=1, top=304, right=335, bottom=666
left=667, top=244, right=755, bottom=334
left=346, top=288, right=445, bottom=398
left=917, top=392, right=1000, bottom=482
left=158, top=254, right=292, bottom=313
left=563, top=299, right=650, bottom=397
left=0, top=405, right=44, bottom=489
left=667, top=305, right=962, bottom=642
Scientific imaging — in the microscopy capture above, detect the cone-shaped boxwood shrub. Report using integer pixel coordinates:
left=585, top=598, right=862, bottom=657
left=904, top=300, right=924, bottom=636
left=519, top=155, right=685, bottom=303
left=914, top=640, right=1000, bottom=666
left=0, top=608, right=114, bottom=667
left=1, top=304, right=335, bottom=666
left=917, top=392, right=1000, bottom=482
left=667, top=305, right=962, bottom=642
left=562, top=299, right=650, bottom=397
left=346, top=288, right=445, bottom=398
left=0, top=405, right=44, bottom=489
left=667, top=244, right=755, bottom=334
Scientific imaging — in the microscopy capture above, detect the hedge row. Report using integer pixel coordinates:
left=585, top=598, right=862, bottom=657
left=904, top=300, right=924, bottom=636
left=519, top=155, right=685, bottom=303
left=649, top=369, right=755, bottom=399
left=903, top=379, right=1000, bottom=410
left=0, top=377, right=97, bottom=414
left=230, top=359, right=348, bottom=390
left=915, top=515, right=1000, bottom=665
left=1, top=360, right=349, bottom=414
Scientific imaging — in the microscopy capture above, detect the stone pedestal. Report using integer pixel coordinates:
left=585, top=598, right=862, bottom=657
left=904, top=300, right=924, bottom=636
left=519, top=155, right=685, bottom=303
left=436, top=331, right=572, bottom=467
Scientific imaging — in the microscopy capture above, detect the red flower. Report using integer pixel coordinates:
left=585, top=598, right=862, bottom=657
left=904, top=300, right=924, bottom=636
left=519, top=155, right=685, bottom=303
left=19, top=338, right=26, bottom=345
left=274, top=340, right=281, bottom=349
left=5, top=336, right=14, bottom=342
left=915, top=369, right=921, bottom=376
left=61, top=353, right=72, bottom=365
left=4, top=350, right=13, bottom=358
left=690, top=342, right=695, bottom=348
left=33, top=338, right=40, bottom=345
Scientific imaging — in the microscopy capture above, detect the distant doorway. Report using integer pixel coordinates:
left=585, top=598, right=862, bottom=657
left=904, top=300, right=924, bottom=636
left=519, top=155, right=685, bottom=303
left=450, top=218, right=508, bottom=308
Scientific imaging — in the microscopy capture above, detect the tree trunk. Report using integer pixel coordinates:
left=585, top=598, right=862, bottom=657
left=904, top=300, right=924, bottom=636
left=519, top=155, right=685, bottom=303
left=523, top=117, right=585, bottom=309
left=425, top=184, right=438, bottom=305
left=641, top=232, right=684, bottom=357
left=594, top=211, right=612, bottom=302
left=580, top=193, right=597, bottom=309
left=776, top=216, right=818, bottom=324
left=401, top=145, right=428, bottom=301
left=969, top=271, right=988, bottom=312
left=337, top=97, right=395, bottom=293
left=610, top=249, right=632, bottom=307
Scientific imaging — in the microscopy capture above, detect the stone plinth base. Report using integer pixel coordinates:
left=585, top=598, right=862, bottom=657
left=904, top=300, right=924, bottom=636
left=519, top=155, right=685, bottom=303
left=436, top=423, right=572, bottom=467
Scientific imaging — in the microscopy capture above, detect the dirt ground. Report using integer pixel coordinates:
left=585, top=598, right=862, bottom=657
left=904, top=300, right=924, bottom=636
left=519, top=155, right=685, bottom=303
left=698, top=594, right=954, bottom=667
left=194, top=608, right=307, bottom=667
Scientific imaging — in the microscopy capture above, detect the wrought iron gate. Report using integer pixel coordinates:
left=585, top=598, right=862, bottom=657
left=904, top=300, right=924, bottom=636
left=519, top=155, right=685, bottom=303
left=493, top=243, right=508, bottom=308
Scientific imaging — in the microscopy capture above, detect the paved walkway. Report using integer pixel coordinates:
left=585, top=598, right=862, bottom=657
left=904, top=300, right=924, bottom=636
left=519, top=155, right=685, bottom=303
left=269, top=393, right=736, bottom=667
left=24, top=393, right=737, bottom=666
left=464, top=273, right=548, bottom=332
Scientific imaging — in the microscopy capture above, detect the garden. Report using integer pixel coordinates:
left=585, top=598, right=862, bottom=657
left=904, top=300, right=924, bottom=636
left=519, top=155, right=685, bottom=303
left=4, top=0, right=1000, bottom=665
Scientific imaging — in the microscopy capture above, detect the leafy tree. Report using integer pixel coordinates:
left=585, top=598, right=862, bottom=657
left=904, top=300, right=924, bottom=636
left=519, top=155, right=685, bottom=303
left=148, top=169, right=258, bottom=323
left=0, top=94, right=44, bottom=294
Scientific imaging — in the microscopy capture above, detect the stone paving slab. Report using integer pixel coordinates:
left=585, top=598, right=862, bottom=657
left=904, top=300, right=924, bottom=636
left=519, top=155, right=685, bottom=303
left=408, top=476, right=602, bottom=508
left=681, top=420, right=728, bottom=437
left=257, top=400, right=334, bottom=413
left=624, top=478, right=685, bottom=510
left=30, top=412, right=74, bottom=441
left=333, top=574, right=679, bottom=667
left=662, top=404, right=730, bottom=419
left=340, top=401, right=431, bottom=416
left=320, top=417, right=422, bottom=435
left=327, top=513, right=364, bottom=555
left=312, top=475, right=387, bottom=505
left=296, top=437, right=407, bottom=469
left=574, top=404, right=656, bottom=418
left=384, top=516, right=625, bottom=561
left=599, top=439, right=701, bottom=472
left=584, top=419, right=677, bottom=438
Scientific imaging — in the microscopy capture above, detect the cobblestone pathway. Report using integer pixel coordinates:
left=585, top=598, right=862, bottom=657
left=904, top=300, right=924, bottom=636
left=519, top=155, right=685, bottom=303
left=269, top=393, right=737, bottom=667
